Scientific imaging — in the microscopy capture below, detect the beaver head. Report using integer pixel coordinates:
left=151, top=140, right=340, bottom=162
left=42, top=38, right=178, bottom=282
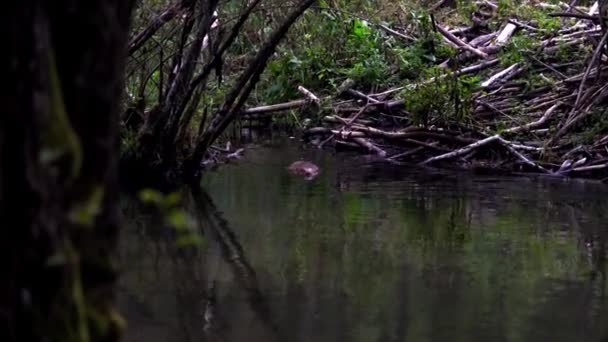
left=287, top=161, right=320, bottom=180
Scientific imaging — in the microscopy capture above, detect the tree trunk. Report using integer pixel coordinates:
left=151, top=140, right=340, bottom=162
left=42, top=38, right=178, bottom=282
left=1, top=1, right=134, bottom=342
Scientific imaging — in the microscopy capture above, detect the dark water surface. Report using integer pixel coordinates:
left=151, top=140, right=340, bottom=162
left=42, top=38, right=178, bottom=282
left=118, top=138, right=608, bottom=342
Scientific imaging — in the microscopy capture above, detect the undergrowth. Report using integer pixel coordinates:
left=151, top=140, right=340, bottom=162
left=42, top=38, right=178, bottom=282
left=250, top=0, right=583, bottom=127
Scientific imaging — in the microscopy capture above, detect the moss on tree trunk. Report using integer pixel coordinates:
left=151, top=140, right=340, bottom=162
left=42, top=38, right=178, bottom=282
left=0, top=1, right=134, bottom=341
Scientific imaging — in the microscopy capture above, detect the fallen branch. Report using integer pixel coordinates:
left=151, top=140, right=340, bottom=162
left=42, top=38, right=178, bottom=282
left=298, top=86, right=321, bottom=104
left=481, top=63, right=520, bottom=88
left=436, top=24, right=490, bottom=59
left=497, top=137, right=551, bottom=173
left=503, top=103, right=561, bottom=134
left=495, top=22, right=518, bottom=45
left=570, top=163, right=608, bottom=172
left=242, top=99, right=309, bottom=116
left=419, top=135, right=500, bottom=165
left=352, top=137, right=387, bottom=157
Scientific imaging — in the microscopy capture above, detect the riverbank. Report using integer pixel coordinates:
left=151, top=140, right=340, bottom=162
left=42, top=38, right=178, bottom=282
left=241, top=1, right=608, bottom=182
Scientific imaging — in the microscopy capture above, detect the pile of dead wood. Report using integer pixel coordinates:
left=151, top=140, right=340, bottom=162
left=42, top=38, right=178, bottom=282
left=243, top=1, right=608, bottom=180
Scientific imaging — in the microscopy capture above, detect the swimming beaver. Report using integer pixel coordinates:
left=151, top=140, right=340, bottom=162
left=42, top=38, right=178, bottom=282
left=287, top=161, right=320, bottom=180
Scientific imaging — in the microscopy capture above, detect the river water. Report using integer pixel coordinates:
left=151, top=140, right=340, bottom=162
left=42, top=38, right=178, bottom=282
left=118, top=137, right=608, bottom=342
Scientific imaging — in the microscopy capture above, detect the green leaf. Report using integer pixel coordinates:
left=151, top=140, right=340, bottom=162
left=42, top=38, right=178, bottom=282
left=69, top=185, right=105, bottom=227
left=175, top=234, right=204, bottom=247
left=167, top=209, right=189, bottom=230
left=352, top=19, right=370, bottom=40
left=138, top=188, right=163, bottom=204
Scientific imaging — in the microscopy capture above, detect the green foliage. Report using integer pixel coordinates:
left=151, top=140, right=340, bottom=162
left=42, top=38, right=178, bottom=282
left=341, top=18, right=390, bottom=84
left=456, top=0, right=477, bottom=24
left=263, top=10, right=394, bottom=102
left=402, top=68, right=479, bottom=127
left=497, top=0, right=515, bottom=19
left=532, top=12, right=561, bottom=32
left=498, top=35, right=534, bottom=66
left=261, top=3, right=458, bottom=107
left=138, top=189, right=204, bottom=247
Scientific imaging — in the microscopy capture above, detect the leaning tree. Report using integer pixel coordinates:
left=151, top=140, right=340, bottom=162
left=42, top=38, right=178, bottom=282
left=123, top=0, right=317, bottom=184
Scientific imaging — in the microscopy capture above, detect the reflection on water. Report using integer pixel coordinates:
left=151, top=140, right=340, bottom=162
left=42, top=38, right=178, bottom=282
left=118, top=138, right=608, bottom=342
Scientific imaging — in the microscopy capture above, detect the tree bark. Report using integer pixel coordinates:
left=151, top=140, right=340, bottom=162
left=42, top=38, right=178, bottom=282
left=1, top=1, right=134, bottom=342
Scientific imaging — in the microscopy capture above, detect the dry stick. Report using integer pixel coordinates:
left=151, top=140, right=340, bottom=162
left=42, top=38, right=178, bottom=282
left=347, top=125, right=477, bottom=144
left=405, top=139, right=451, bottom=152
left=128, top=2, right=182, bottom=55
left=352, top=137, right=387, bottom=157
left=569, top=28, right=608, bottom=118
left=346, top=89, right=381, bottom=103
left=528, top=55, right=567, bottom=79
left=419, top=135, right=501, bottom=165
left=590, top=1, right=600, bottom=15
left=378, top=24, right=415, bottom=41
left=481, top=63, right=520, bottom=88
left=449, top=26, right=475, bottom=36
left=544, top=37, right=587, bottom=53
left=330, top=129, right=366, bottom=138
left=317, top=134, right=335, bottom=149
left=371, top=59, right=500, bottom=97
left=323, top=115, right=373, bottom=125
left=481, top=0, right=499, bottom=10
left=582, top=83, right=608, bottom=111
left=435, top=24, right=489, bottom=58
left=297, top=86, right=320, bottom=104
left=570, top=163, right=608, bottom=172
left=495, top=23, right=518, bottom=45
left=469, top=32, right=498, bottom=47
left=503, top=103, right=562, bottom=134
left=506, top=141, right=546, bottom=152
left=527, top=94, right=574, bottom=112
left=346, top=102, right=385, bottom=125
left=475, top=100, right=513, bottom=119
left=242, top=99, right=309, bottom=116
left=430, top=0, right=447, bottom=11
left=497, top=137, right=551, bottom=173
left=552, top=84, right=608, bottom=142
left=549, top=29, right=608, bottom=145
left=562, top=65, right=608, bottom=83
left=548, top=12, right=601, bottom=21
left=509, top=19, right=546, bottom=32
left=388, top=147, right=425, bottom=160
